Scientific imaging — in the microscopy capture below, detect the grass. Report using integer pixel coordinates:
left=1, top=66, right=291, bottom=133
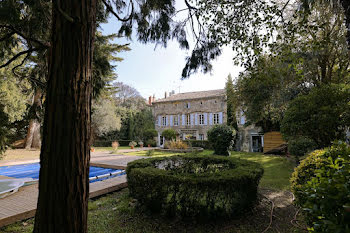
left=123, top=150, right=178, bottom=157
left=230, top=151, right=295, bottom=190
left=0, top=188, right=304, bottom=233
left=92, top=146, right=130, bottom=152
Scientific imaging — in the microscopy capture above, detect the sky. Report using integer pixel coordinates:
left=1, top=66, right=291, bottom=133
left=100, top=8, right=244, bottom=99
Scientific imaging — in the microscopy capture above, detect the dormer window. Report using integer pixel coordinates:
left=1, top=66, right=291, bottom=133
left=185, top=102, right=190, bottom=108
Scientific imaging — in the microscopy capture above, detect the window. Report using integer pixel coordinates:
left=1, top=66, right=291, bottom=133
left=174, top=116, right=179, bottom=126
left=213, top=113, right=219, bottom=124
left=199, top=114, right=204, bottom=125
left=185, top=102, right=190, bottom=108
left=162, top=116, right=166, bottom=126
left=199, top=134, right=204, bottom=140
left=186, top=114, right=191, bottom=125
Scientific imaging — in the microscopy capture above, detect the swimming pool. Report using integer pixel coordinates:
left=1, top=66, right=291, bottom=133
left=0, top=163, right=125, bottom=183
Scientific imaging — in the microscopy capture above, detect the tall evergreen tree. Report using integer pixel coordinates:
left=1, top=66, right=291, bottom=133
left=225, top=74, right=238, bottom=130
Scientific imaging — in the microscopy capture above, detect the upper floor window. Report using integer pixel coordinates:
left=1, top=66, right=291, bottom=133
left=186, top=114, right=191, bottom=125
left=213, top=113, right=219, bottom=124
left=174, top=116, right=179, bottom=126
left=199, top=114, right=204, bottom=125
left=185, top=102, right=190, bottom=109
left=162, top=116, right=166, bottom=126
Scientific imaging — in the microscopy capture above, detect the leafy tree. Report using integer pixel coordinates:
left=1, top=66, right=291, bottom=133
left=91, top=99, right=121, bottom=139
left=281, top=85, right=350, bottom=148
left=161, top=128, right=177, bottom=140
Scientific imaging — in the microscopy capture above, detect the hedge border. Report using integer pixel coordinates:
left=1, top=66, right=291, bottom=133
left=126, top=155, right=264, bottom=219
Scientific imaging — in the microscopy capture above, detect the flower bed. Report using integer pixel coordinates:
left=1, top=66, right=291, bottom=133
left=126, top=155, right=264, bottom=219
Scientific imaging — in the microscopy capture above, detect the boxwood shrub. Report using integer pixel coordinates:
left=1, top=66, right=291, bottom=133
left=126, top=155, right=264, bottom=220
left=291, top=143, right=350, bottom=232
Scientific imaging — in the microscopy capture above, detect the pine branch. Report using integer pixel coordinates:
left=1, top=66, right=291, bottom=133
left=101, top=0, right=134, bottom=22
left=0, top=47, right=42, bottom=69
left=0, top=24, right=50, bottom=48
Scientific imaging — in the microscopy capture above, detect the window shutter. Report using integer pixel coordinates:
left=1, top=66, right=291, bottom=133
left=204, top=113, right=208, bottom=125
left=178, top=115, right=180, bottom=125
left=195, top=113, right=198, bottom=125
left=170, top=115, right=173, bottom=126
left=190, top=114, right=194, bottom=125
left=158, top=116, right=161, bottom=126
left=188, top=102, right=191, bottom=108
left=219, top=112, right=223, bottom=124
left=182, top=114, right=185, bottom=126
left=209, top=113, right=213, bottom=125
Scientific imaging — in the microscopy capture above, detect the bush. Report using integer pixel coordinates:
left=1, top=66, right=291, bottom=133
left=164, top=139, right=188, bottom=149
left=288, top=136, right=317, bottom=159
left=207, top=125, right=235, bottom=156
left=161, top=129, right=176, bottom=140
left=291, top=143, right=350, bottom=232
left=144, top=129, right=158, bottom=141
left=127, top=155, right=264, bottom=220
left=184, top=140, right=212, bottom=149
left=145, top=149, right=155, bottom=156
left=146, top=139, right=156, bottom=147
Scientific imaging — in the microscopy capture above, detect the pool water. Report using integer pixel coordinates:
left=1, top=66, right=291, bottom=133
left=0, top=163, right=125, bottom=183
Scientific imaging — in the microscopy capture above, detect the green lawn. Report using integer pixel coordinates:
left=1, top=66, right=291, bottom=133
left=123, top=150, right=178, bottom=157
left=92, top=146, right=130, bottom=152
left=229, top=152, right=295, bottom=190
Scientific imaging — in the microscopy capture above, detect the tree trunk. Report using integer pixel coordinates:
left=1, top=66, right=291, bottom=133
left=25, top=89, right=42, bottom=149
left=33, top=0, right=97, bottom=232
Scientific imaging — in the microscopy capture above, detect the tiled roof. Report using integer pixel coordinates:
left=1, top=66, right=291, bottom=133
left=153, top=89, right=225, bottom=103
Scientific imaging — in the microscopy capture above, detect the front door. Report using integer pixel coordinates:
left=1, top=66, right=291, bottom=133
left=252, top=135, right=263, bottom=152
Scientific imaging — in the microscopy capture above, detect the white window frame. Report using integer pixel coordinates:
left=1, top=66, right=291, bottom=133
left=199, top=114, right=204, bottom=125
left=186, top=114, right=191, bottom=125
left=213, top=113, right=219, bottom=124
left=174, top=116, right=179, bottom=126
left=162, top=116, right=166, bottom=126
left=199, top=134, right=204, bottom=140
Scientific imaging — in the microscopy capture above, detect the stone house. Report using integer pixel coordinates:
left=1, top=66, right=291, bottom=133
left=151, top=89, right=264, bottom=152
left=151, top=89, right=227, bottom=146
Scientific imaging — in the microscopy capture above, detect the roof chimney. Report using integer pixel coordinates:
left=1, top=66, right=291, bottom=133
left=164, top=91, right=167, bottom=99
left=148, top=96, right=152, bottom=105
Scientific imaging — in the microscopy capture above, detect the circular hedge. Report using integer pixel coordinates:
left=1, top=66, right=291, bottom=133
left=126, top=155, right=264, bottom=219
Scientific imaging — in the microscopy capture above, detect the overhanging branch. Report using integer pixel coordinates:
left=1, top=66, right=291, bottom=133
left=101, top=0, right=134, bottom=22
left=0, top=47, right=42, bottom=69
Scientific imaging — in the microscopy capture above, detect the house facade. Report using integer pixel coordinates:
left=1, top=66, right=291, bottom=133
left=151, top=89, right=227, bottom=146
left=151, top=89, right=263, bottom=152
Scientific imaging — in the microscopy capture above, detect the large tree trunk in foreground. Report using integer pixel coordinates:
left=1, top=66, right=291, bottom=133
left=25, top=89, right=42, bottom=149
left=34, top=1, right=97, bottom=232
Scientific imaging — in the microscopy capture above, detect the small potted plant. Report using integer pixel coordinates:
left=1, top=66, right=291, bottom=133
left=129, top=141, right=137, bottom=149
left=111, top=141, right=119, bottom=153
left=138, top=141, right=144, bottom=148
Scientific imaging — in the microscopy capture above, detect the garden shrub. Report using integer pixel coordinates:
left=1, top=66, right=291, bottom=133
left=93, top=140, right=131, bottom=147
left=127, top=155, right=264, bottom=220
left=164, top=139, right=188, bottom=149
left=207, top=125, right=235, bottom=156
left=144, top=129, right=158, bottom=141
left=184, top=140, right=212, bottom=149
left=291, top=143, right=350, bottom=232
left=161, top=129, right=176, bottom=140
left=146, top=139, right=156, bottom=147
left=288, top=136, right=317, bottom=159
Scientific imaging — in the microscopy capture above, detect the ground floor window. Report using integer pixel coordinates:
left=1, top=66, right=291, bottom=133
left=198, top=134, right=204, bottom=140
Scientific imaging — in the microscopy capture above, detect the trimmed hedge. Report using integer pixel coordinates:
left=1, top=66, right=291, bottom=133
left=93, top=140, right=132, bottom=147
left=184, top=140, right=212, bottom=149
left=127, top=155, right=264, bottom=219
left=291, top=143, right=350, bottom=232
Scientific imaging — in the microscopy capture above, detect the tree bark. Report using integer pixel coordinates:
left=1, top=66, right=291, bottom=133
left=25, top=89, right=42, bottom=149
left=33, top=0, right=97, bottom=232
